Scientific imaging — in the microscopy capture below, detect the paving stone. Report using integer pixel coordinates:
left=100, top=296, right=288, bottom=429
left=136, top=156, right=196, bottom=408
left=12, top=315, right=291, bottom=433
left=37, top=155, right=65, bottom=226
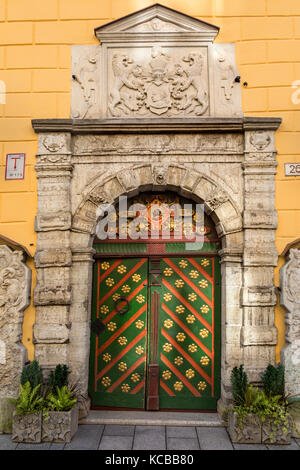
left=133, top=425, right=166, bottom=450
left=295, top=438, right=300, bottom=448
left=233, top=443, right=268, bottom=450
left=0, top=435, right=18, bottom=450
left=16, top=442, right=51, bottom=450
left=64, top=424, right=104, bottom=450
left=266, top=439, right=300, bottom=450
left=49, top=442, right=66, bottom=450
left=166, top=426, right=197, bottom=439
left=196, top=427, right=233, bottom=450
left=167, top=437, right=200, bottom=450
left=99, top=435, right=133, bottom=450
left=103, top=425, right=135, bottom=436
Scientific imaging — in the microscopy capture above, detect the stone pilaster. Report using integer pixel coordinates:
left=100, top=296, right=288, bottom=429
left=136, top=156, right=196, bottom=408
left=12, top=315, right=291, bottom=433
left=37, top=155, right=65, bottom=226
left=242, top=130, right=278, bottom=383
left=33, top=133, right=73, bottom=374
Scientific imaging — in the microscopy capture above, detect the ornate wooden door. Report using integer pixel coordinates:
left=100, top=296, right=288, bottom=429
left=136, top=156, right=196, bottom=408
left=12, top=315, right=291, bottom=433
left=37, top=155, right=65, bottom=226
left=151, top=256, right=221, bottom=410
left=89, top=258, right=148, bottom=408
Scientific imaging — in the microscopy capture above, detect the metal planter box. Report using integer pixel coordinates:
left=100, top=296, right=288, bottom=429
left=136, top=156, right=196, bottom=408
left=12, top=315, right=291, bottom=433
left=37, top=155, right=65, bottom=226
left=12, top=411, right=42, bottom=443
left=42, top=406, right=78, bottom=443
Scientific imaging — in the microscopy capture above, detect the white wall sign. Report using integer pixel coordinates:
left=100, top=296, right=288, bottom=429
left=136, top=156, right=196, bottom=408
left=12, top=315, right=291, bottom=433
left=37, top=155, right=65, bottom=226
left=285, top=163, right=300, bottom=176
left=5, top=153, right=26, bottom=180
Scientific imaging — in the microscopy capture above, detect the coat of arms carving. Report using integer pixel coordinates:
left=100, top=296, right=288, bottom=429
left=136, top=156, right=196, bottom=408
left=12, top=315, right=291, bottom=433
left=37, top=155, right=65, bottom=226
left=108, top=46, right=209, bottom=118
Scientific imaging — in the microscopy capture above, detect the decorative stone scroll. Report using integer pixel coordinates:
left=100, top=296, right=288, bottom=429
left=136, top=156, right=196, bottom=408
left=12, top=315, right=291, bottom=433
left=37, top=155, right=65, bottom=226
left=0, top=245, right=31, bottom=433
left=280, top=248, right=300, bottom=397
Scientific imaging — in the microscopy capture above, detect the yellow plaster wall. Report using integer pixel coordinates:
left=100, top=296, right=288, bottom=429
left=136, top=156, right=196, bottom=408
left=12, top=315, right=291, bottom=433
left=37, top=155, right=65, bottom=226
left=1, top=0, right=300, bottom=362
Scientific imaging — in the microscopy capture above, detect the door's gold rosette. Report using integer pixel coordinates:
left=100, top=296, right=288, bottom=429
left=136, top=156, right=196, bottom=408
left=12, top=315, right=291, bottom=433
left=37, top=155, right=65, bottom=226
left=200, top=356, right=210, bottom=366
left=101, top=377, right=111, bottom=387
left=199, top=329, right=209, bottom=338
left=103, top=353, right=111, bottom=363
left=121, top=284, right=131, bottom=293
left=100, top=305, right=109, bottom=315
left=135, top=345, right=144, bottom=355
left=112, top=292, right=121, bottom=302
left=163, top=293, right=172, bottom=302
left=107, top=322, right=117, bottom=332
left=174, top=356, right=183, bottom=366
left=175, top=305, right=185, bottom=314
left=132, top=274, right=141, bottom=282
left=117, top=265, right=127, bottom=274
left=179, top=260, right=188, bottom=269
left=163, top=343, right=172, bottom=353
left=186, top=314, right=195, bottom=324
left=189, top=270, right=199, bottom=279
left=101, top=262, right=110, bottom=271
left=175, top=279, right=184, bottom=288
left=188, top=293, right=197, bottom=302
left=121, top=383, right=131, bottom=393
left=162, top=370, right=172, bottom=380
left=198, top=381, right=207, bottom=391
left=176, top=332, right=186, bottom=342
left=136, top=294, right=145, bottom=304
left=131, top=373, right=141, bottom=383
left=188, top=344, right=198, bottom=353
left=118, top=362, right=127, bottom=372
left=118, top=336, right=127, bottom=346
left=174, top=381, right=184, bottom=391
left=135, top=319, right=144, bottom=329
left=185, top=368, right=195, bottom=379
left=200, top=305, right=209, bottom=314
left=198, top=279, right=208, bottom=289
left=106, top=277, right=115, bottom=287
left=163, top=319, right=173, bottom=329
left=201, top=259, right=210, bottom=267
left=164, top=268, right=173, bottom=277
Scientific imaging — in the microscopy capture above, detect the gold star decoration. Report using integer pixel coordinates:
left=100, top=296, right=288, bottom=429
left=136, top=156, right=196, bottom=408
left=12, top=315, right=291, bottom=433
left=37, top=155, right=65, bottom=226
left=117, top=265, right=127, bottom=274
left=174, top=356, right=183, bottom=366
left=175, top=279, right=184, bottom=288
left=103, top=353, right=111, bottom=363
left=176, top=332, right=186, bottom=342
left=188, top=293, right=197, bottom=302
left=201, top=259, right=210, bottom=267
left=101, top=262, right=110, bottom=271
left=100, top=305, right=109, bottom=315
left=179, top=259, right=188, bottom=269
left=132, top=274, right=141, bottom=282
left=101, top=377, right=111, bottom=387
left=164, top=319, right=173, bottom=329
left=118, top=336, right=127, bottom=346
left=188, top=344, right=198, bottom=353
left=164, top=268, right=173, bottom=277
left=189, top=270, right=199, bottom=279
left=199, top=279, right=208, bottom=289
left=121, top=383, right=131, bottom=393
left=200, top=305, right=209, bottom=314
left=105, top=277, right=115, bottom=287
left=163, top=293, right=172, bottom=302
left=131, top=373, right=140, bottom=383
left=118, top=362, right=127, bottom=372
left=186, top=314, right=195, bottom=324
left=107, top=322, right=117, bottom=332
left=136, top=294, right=145, bottom=304
left=185, top=368, right=195, bottom=379
left=176, top=305, right=185, bottom=314
left=121, top=284, right=131, bottom=293
left=135, top=320, right=144, bottom=329
left=199, top=329, right=209, bottom=339
left=162, top=370, right=172, bottom=380
left=200, top=356, right=210, bottom=366
left=163, top=343, right=172, bottom=353
left=135, top=345, right=144, bottom=355
left=112, top=292, right=121, bottom=302
left=174, top=381, right=184, bottom=391
left=198, top=381, right=207, bottom=391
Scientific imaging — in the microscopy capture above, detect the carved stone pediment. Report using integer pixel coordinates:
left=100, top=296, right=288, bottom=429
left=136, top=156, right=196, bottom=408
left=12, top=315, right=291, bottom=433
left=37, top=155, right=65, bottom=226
left=71, top=4, right=242, bottom=119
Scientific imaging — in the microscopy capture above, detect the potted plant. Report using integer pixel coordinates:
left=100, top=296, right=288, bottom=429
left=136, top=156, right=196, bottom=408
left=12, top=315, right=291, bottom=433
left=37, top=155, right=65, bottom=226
left=228, top=364, right=294, bottom=444
left=10, top=360, right=45, bottom=443
left=42, top=364, right=78, bottom=443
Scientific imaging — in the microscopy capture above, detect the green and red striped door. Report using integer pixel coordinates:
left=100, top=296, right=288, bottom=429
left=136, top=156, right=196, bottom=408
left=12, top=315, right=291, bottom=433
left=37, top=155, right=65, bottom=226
left=89, top=256, right=220, bottom=410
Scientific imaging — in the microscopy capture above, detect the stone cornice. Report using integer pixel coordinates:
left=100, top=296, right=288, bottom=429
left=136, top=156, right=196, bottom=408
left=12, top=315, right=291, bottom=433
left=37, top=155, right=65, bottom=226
left=32, top=117, right=282, bottom=135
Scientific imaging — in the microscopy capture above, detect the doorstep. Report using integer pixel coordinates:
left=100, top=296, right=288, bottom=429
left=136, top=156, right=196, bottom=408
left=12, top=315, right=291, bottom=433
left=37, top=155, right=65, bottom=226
left=79, top=410, right=223, bottom=427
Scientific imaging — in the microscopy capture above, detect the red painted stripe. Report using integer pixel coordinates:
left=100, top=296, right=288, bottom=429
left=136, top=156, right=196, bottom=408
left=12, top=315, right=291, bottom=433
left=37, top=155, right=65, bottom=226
left=188, top=258, right=213, bottom=283
left=103, top=281, right=147, bottom=324
left=160, top=379, right=176, bottom=397
left=130, top=380, right=145, bottom=395
left=99, top=259, right=123, bottom=282
left=96, top=330, right=146, bottom=380
left=163, top=258, right=213, bottom=307
left=161, top=354, right=201, bottom=397
left=161, top=328, right=212, bottom=385
left=212, top=258, right=215, bottom=397
left=162, top=279, right=212, bottom=332
left=99, top=258, right=147, bottom=306
left=98, top=304, right=147, bottom=354
left=107, top=355, right=146, bottom=393
left=162, top=302, right=212, bottom=359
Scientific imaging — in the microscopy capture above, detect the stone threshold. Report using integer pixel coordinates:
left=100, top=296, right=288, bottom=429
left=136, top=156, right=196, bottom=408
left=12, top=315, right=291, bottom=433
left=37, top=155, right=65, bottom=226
left=80, top=410, right=223, bottom=427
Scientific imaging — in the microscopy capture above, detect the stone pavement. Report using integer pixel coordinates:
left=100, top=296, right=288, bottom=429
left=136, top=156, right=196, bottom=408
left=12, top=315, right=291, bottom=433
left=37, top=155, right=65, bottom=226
left=0, top=425, right=300, bottom=450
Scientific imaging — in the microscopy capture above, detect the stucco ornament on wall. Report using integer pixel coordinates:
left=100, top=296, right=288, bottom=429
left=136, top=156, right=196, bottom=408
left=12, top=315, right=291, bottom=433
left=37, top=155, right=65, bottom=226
left=280, top=248, right=300, bottom=396
left=0, top=245, right=31, bottom=433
